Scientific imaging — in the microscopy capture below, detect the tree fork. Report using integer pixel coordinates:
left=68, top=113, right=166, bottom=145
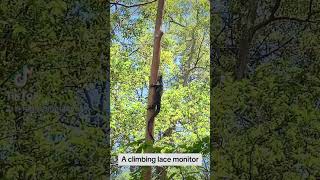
left=143, top=0, right=165, bottom=179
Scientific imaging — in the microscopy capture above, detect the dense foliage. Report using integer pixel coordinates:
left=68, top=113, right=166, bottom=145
left=211, top=0, right=320, bottom=179
left=0, top=0, right=110, bottom=179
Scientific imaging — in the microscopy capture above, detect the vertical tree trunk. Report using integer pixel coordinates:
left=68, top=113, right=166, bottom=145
left=235, top=0, right=257, bottom=80
left=143, top=0, right=165, bottom=179
left=235, top=31, right=251, bottom=80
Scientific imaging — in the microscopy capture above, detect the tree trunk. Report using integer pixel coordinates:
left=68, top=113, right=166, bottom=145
left=143, top=0, right=165, bottom=179
left=235, top=0, right=257, bottom=80
left=235, top=30, right=251, bottom=80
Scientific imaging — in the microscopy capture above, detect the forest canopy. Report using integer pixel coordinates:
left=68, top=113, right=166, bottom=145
left=211, top=0, right=320, bottom=179
left=111, top=0, right=210, bottom=179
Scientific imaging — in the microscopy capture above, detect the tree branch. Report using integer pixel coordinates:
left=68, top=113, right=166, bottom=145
left=110, top=0, right=157, bottom=8
left=168, top=15, right=186, bottom=27
left=253, top=37, right=293, bottom=60
left=270, top=0, right=281, bottom=18
left=253, top=16, right=318, bottom=34
left=193, top=32, right=206, bottom=70
left=251, top=33, right=272, bottom=58
left=253, top=0, right=320, bottom=34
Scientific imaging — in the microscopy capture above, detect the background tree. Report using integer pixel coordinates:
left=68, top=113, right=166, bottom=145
left=0, top=0, right=110, bottom=179
left=211, top=0, right=320, bottom=179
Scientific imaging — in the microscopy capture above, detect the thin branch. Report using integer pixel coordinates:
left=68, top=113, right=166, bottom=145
left=128, top=48, right=139, bottom=56
left=110, top=0, right=157, bottom=8
left=252, top=0, right=320, bottom=34
left=253, top=37, right=293, bottom=60
left=308, top=0, right=314, bottom=18
left=270, top=0, right=282, bottom=18
left=254, top=16, right=314, bottom=34
left=168, top=15, right=186, bottom=27
left=212, top=24, right=226, bottom=44
left=251, top=33, right=272, bottom=57
left=193, top=32, right=206, bottom=69
left=188, top=66, right=206, bottom=73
